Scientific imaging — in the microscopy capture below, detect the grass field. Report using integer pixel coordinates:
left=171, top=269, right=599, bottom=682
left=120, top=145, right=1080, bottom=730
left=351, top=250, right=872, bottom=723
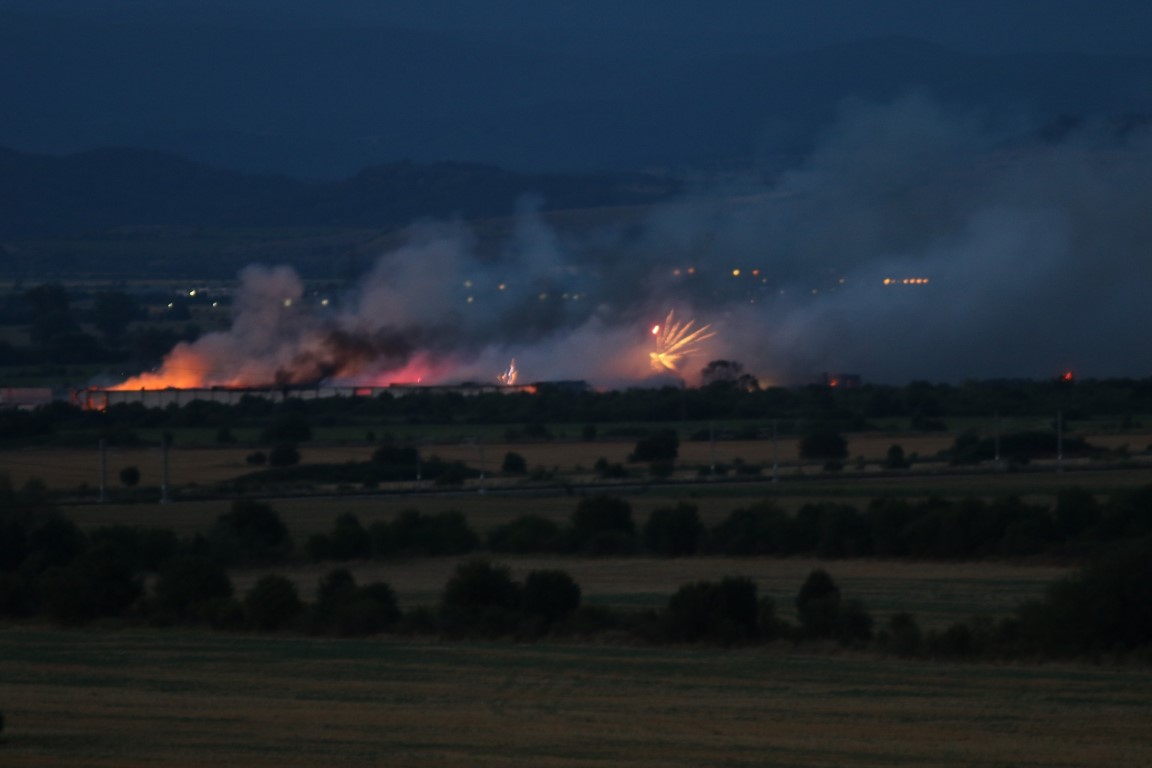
left=1, top=629, right=1150, bottom=767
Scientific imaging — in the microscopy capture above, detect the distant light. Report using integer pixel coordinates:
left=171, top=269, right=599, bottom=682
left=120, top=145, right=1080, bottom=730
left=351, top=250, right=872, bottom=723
left=732, top=269, right=741, bottom=277
left=463, top=280, right=473, bottom=288
left=538, top=292, right=549, bottom=301
left=687, top=267, right=696, bottom=275
left=497, top=283, right=507, bottom=291
left=188, top=290, right=197, bottom=297
left=883, top=278, right=892, bottom=285
left=752, top=269, right=760, bottom=276
left=211, top=301, right=218, bottom=307
left=320, top=298, right=330, bottom=307
left=466, top=296, right=474, bottom=304
left=672, top=268, right=681, bottom=276
left=166, top=302, right=174, bottom=309
left=283, top=298, right=293, bottom=307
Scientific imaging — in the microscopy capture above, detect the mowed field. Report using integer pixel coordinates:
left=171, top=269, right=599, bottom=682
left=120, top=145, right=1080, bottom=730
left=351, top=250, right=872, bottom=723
left=4, top=430, right=1152, bottom=493
left=5, top=437, right=1151, bottom=765
left=2, top=629, right=1151, bottom=767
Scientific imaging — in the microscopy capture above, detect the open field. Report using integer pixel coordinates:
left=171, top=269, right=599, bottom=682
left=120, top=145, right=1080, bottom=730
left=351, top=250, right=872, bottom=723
left=5, top=431, right=1152, bottom=496
left=1, top=629, right=1150, bottom=767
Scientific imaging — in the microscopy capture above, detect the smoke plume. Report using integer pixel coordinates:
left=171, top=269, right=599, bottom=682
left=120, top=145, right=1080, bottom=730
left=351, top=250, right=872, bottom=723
left=119, top=95, right=1152, bottom=389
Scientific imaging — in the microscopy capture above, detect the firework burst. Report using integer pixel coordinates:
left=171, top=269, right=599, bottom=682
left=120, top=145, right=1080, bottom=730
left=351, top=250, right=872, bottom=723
left=498, top=358, right=518, bottom=385
left=649, top=311, right=715, bottom=373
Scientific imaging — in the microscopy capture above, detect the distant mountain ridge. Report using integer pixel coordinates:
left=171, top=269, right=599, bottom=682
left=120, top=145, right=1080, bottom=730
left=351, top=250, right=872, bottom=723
left=3, top=12, right=1152, bottom=177
left=0, top=146, right=681, bottom=237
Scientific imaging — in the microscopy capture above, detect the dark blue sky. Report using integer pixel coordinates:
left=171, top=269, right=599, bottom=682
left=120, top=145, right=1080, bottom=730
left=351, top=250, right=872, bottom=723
left=6, top=0, right=1152, bottom=56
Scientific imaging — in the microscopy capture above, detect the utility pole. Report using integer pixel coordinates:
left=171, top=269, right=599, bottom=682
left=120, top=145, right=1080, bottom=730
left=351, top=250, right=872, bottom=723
left=772, top=418, right=779, bottom=483
left=709, top=419, right=716, bottom=477
left=99, top=438, right=107, bottom=503
left=1057, top=410, right=1064, bottom=473
left=994, top=411, right=1001, bottom=465
left=160, top=435, right=171, bottom=504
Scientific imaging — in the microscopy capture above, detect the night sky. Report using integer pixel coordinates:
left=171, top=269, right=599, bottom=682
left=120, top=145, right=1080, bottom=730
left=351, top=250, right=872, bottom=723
left=5, top=0, right=1152, bottom=384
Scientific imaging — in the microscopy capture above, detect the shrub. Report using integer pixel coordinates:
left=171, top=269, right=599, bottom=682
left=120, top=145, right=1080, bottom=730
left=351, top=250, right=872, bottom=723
left=267, top=443, right=300, bottom=467
left=440, top=559, right=520, bottom=636
left=245, top=574, right=303, bottom=631
left=487, top=515, right=562, bottom=553
left=245, top=451, right=267, bottom=466
left=664, top=576, right=761, bottom=644
left=209, top=499, right=292, bottom=565
left=501, top=451, right=528, bottom=475
left=373, top=509, right=478, bottom=556
left=795, top=569, right=841, bottom=639
left=328, top=513, right=371, bottom=561
left=799, top=430, right=848, bottom=461
left=570, top=496, right=636, bottom=554
left=643, top=503, right=704, bottom=556
left=152, top=556, right=234, bottom=622
left=260, top=414, right=312, bottom=444
left=521, top=569, right=581, bottom=625
left=118, top=466, right=140, bottom=487
left=629, top=429, right=679, bottom=462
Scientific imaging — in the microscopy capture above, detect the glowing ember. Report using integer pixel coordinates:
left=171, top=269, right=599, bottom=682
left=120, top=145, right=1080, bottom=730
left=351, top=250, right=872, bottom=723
left=498, top=358, right=518, bottom=385
left=649, top=311, right=715, bottom=373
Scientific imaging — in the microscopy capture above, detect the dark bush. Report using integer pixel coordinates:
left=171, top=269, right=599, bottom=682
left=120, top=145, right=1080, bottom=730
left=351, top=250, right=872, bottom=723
left=118, top=466, right=140, bottom=487
left=371, top=444, right=419, bottom=466
left=795, top=569, right=841, bottom=639
left=267, top=443, right=300, bottom=467
left=328, top=513, right=371, bottom=561
left=245, top=451, right=267, bottom=466
left=629, top=428, right=679, bottom=462
left=487, top=514, right=562, bottom=553
left=521, top=569, right=581, bottom=626
left=373, top=509, right=478, bottom=556
left=260, top=414, right=312, bottom=444
left=878, top=612, right=923, bottom=657
left=665, top=576, right=761, bottom=644
left=799, top=430, right=848, bottom=461
left=152, top=556, right=234, bottom=622
left=209, top=499, right=292, bottom=565
left=501, top=451, right=528, bottom=475
left=440, top=559, right=520, bottom=636
left=709, top=502, right=795, bottom=555
left=643, top=503, right=704, bottom=556
left=245, top=574, right=303, bottom=631
left=570, top=496, right=636, bottom=554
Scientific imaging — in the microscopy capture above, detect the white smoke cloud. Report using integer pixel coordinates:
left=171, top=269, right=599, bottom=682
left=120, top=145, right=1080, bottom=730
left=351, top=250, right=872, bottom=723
left=126, top=94, right=1152, bottom=388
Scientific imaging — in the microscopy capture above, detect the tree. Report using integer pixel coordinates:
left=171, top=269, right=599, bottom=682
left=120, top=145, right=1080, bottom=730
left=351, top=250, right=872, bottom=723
left=501, top=451, right=528, bottom=475
left=440, top=559, right=521, bottom=636
left=665, top=576, right=761, bottom=644
left=210, top=500, right=292, bottom=564
left=267, top=443, right=300, bottom=467
left=521, top=569, right=581, bottom=625
left=795, top=569, right=841, bottom=639
left=261, top=415, right=312, bottom=444
left=643, top=503, right=704, bottom=556
left=92, top=291, right=139, bottom=345
left=245, top=574, right=303, bottom=631
left=884, top=444, right=910, bottom=469
left=629, top=429, right=679, bottom=462
left=119, top=466, right=141, bottom=487
left=328, top=513, right=371, bottom=560
left=799, top=430, right=848, bottom=462
left=570, top=496, right=636, bottom=554
left=152, top=556, right=234, bottom=622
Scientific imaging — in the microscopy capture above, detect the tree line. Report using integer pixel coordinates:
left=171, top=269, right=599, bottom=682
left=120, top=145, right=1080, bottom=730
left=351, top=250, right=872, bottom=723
left=3, top=480, right=1152, bottom=660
